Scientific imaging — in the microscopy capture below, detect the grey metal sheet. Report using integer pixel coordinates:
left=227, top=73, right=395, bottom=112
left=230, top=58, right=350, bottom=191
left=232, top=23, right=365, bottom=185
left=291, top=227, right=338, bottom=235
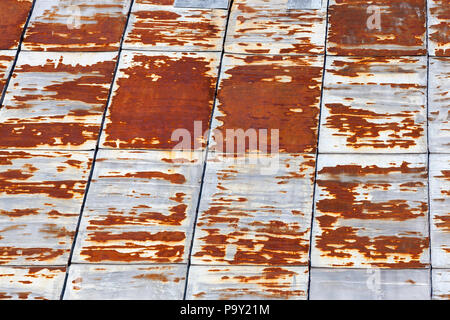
left=72, top=150, right=204, bottom=264
left=174, top=0, right=230, bottom=9
left=432, top=269, right=450, bottom=300
left=63, top=264, right=186, bottom=300
left=310, top=268, right=431, bottom=300
left=428, top=0, right=450, bottom=56
left=287, top=0, right=322, bottom=9
left=186, top=265, right=308, bottom=300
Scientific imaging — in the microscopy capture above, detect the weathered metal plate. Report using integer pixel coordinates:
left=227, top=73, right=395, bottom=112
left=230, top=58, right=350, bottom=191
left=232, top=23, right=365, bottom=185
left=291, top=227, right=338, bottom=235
left=311, top=154, right=430, bottom=269
left=101, top=51, right=220, bottom=150
left=430, top=154, right=450, bottom=268
left=123, top=0, right=228, bottom=52
left=225, top=0, right=327, bottom=55
left=287, top=0, right=322, bottom=10
left=0, top=51, right=16, bottom=96
left=22, top=0, right=132, bottom=51
left=433, top=269, right=450, bottom=300
left=0, top=150, right=93, bottom=265
left=64, top=264, right=186, bottom=300
left=0, top=266, right=66, bottom=300
left=72, top=150, right=203, bottom=264
left=319, top=56, right=427, bottom=153
left=191, top=153, right=316, bottom=266
left=186, top=265, right=308, bottom=300
left=310, top=268, right=430, bottom=300
left=0, top=52, right=118, bottom=150
left=428, top=0, right=450, bottom=56
left=210, top=54, right=323, bottom=154
left=429, top=57, right=450, bottom=153
left=0, top=0, right=33, bottom=49
left=327, top=0, right=427, bottom=56
left=174, top=0, right=230, bottom=9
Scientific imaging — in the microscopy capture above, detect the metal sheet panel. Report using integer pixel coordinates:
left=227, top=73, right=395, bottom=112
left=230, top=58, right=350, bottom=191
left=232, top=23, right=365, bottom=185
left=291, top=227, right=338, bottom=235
left=101, top=51, right=220, bottom=150
left=0, top=0, right=33, bottom=49
left=0, top=51, right=16, bottom=95
left=428, top=0, right=450, bottom=56
left=192, top=153, right=316, bottom=266
left=429, top=57, right=450, bottom=153
left=287, top=0, right=322, bottom=9
left=319, top=56, right=427, bottom=153
left=0, top=150, right=93, bottom=265
left=310, top=268, right=430, bottom=300
left=327, top=0, right=426, bottom=56
left=433, top=269, right=450, bottom=300
left=430, top=154, right=450, bottom=268
left=22, top=0, right=132, bottom=51
left=73, top=150, right=204, bottom=264
left=64, top=264, right=186, bottom=300
left=0, top=266, right=66, bottom=300
left=225, top=0, right=327, bottom=55
left=186, top=265, right=308, bottom=300
left=210, top=54, right=324, bottom=154
left=123, top=0, right=228, bottom=52
left=311, top=154, right=430, bottom=269
left=0, top=52, right=118, bottom=150
left=174, top=0, right=230, bottom=9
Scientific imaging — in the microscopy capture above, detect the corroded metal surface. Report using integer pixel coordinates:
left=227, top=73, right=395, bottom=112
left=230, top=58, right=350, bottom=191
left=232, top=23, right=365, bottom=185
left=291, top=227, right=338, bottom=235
left=327, top=0, right=426, bottom=56
left=192, top=153, right=316, bottom=266
left=186, top=266, right=308, bottom=300
left=210, top=54, right=324, bottom=154
left=429, top=57, right=450, bottom=153
left=0, top=266, right=66, bottom=300
left=430, top=154, right=450, bottom=268
left=433, top=269, right=450, bottom=300
left=22, top=0, right=132, bottom=51
left=428, top=0, right=450, bottom=56
left=0, top=51, right=16, bottom=95
left=123, top=0, right=228, bottom=52
left=310, top=268, right=430, bottom=300
left=319, top=56, right=427, bottom=153
left=73, top=150, right=203, bottom=264
left=0, top=52, right=118, bottom=150
left=64, top=264, right=186, bottom=299
left=0, top=0, right=33, bottom=49
left=225, top=0, right=327, bottom=55
left=0, top=150, right=93, bottom=265
left=101, top=51, right=220, bottom=150
left=311, top=154, right=429, bottom=269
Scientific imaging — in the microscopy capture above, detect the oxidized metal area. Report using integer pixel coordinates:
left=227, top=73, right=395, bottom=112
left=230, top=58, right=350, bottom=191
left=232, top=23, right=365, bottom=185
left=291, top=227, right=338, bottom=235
left=428, top=0, right=450, bottom=56
left=0, top=51, right=16, bottom=95
left=0, top=0, right=33, bottom=49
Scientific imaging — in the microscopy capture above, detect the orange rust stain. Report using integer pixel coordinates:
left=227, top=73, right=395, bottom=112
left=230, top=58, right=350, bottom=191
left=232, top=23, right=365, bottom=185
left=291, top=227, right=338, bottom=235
left=0, top=54, right=15, bottom=93
left=0, top=247, right=68, bottom=264
left=101, top=171, right=186, bottom=184
left=23, top=1, right=129, bottom=51
left=215, top=55, right=323, bottom=153
left=429, top=0, right=450, bottom=56
left=0, top=209, right=39, bottom=218
left=327, top=0, right=426, bottom=56
left=103, top=53, right=217, bottom=150
left=0, top=0, right=33, bottom=49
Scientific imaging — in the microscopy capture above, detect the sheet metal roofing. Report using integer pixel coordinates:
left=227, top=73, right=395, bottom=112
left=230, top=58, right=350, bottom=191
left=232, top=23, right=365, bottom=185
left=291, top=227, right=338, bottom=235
left=0, top=0, right=449, bottom=300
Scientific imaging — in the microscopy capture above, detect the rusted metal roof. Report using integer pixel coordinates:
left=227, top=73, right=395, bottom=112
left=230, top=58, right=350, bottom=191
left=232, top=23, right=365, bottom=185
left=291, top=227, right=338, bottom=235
left=310, top=268, right=431, bottom=300
left=319, top=56, right=427, bottom=153
left=72, top=150, right=203, bottom=264
left=433, top=269, right=450, bottom=300
left=123, top=0, right=228, bottom=51
left=0, top=51, right=16, bottom=96
left=225, top=0, right=327, bottom=55
left=64, top=264, right=186, bottom=299
left=0, top=52, right=118, bottom=150
left=101, top=50, right=220, bottom=150
left=0, top=266, right=66, bottom=300
left=0, top=150, right=92, bottom=265
left=186, top=266, right=309, bottom=299
left=327, top=0, right=426, bottom=56
left=0, top=0, right=33, bottom=49
left=192, top=153, right=316, bottom=266
left=311, top=154, right=429, bottom=269
left=428, top=0, right=450, bottom=57
left=430, top=154, right=450, bottom=268
left=22, top=0, right=132, bottom=51
left=429, top=57, right=450, bottom=153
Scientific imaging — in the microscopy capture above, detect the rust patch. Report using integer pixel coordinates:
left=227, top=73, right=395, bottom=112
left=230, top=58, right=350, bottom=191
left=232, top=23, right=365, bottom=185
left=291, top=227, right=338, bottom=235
left=0, top=0, right=33, bottom=49
left=327, top=0, right=426, bottom=56
left=0, top=52, right=15, bottom=94
left=102, top=51, right=219, bottom=150
left=429, top=0, right=450, bottom=56
left=22, top=0, right=131, bottom=51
